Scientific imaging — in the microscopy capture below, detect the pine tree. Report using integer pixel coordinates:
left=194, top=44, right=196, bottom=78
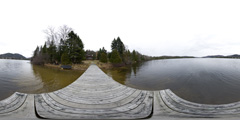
left=116, top=37, right=125, bottom=55
left=100, top=53, right=108, bottom=63
left=110, top=49, right=122, bottom=64
left=111, top=37, right=125, bottom=58
left=65, top=31, right=84, bottom=63
left=42, top=42, right=47, bottom=54
left=111, top=38, right=117, bottom=50
left=47, top=40, right=57, bottom=63
left=61, top=52, right=71, bottom=65
left=132, top=50, right=138, bottom=63
left=97, top=47, right=107, bottom=60
left=123, top=50, right=132, bottom=64
left=97, top=48, right=102, bottom=60
left=33, top=46, right=39, bottom=58
left=32, top=26, right=88, bottom=66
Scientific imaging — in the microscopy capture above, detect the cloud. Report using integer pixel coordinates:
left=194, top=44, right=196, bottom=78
left=1, top=0, right=240, bottom=57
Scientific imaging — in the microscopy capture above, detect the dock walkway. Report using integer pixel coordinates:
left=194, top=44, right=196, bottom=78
left=1, top=64, right=240, bottom=119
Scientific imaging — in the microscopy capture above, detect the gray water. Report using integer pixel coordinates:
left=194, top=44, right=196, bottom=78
left=104, top=58, right=240, bottom=104
left=2, top=58, right=240, bottom=104
left=0, top=59, right=84, bottom=100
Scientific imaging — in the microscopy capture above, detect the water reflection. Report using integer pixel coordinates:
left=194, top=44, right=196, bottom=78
left=103, top=66, right=131, bottom=85
left=24, top=65, right=84, bottom=93
left=0, top=59, right=84, bottom=100
left=103, top=58, right=240, bottom=104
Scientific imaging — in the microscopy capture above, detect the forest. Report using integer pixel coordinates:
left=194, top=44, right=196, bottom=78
left=31, top=25, right=151, bottom=66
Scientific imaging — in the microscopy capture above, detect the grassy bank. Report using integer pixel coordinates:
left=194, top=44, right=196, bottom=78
left=95, top=61, right=113, bottom=69
left=44, top=60, right=114, bottom=71
left=44, top=60, right=91, bottom=70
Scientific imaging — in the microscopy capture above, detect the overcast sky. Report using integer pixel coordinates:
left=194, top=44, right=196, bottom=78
left=1, top=0, right=240, bottom=58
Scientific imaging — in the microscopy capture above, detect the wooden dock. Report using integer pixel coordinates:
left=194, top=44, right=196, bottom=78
left=1, top=64, right=240, bottom=119
left=35, top=64, right=153, bottom=119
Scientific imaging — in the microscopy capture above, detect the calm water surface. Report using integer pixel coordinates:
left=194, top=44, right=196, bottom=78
left=103, top=58, right=240, bottom=104
left=0, top=59, right=84, bottom=100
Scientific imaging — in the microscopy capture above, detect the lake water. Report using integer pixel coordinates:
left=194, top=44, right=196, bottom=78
left=103, top=58, right=240, bottom=104
left=1, top=58, right=240, bottom=104
left=0, top=59, right=84, bottom=100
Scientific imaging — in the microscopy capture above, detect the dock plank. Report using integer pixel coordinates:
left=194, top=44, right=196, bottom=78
left=155, top=89, right=240, bottom=118
left=0, top=93, right=37, bottom=118
left=35, top=64, right=153, bottom=119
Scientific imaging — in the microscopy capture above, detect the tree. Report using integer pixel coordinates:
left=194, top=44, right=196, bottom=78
left=65, top=31, right=85, bottom=63
left=100, top=53, right=108, bottom=63
left=97, top=48, right=102, bottom=60
left=111, top=38, right=117, bottom=50
left=116, top=37, right=125, bottom=55
left=31, top=54, right=45, bottom=65
left=108, top=52, right=111, bottom=59
left=97, top=47, right=107, bottom=60
left=47, top=40, right=57, bottom=63
left=33, top=46, right=39, bottom=58
left=111, top=37, right=125, bottom=55
left=42, top=42, right=47, bottom=54
left=61, top=52, right=71, bottom=65
left=32, top=46, right=45, bottom=65
left=43, top=27, right=59, bottom=47
left=32, top=25, right=86, bottom=65
left=59, top=25, right=72, bottom=41
left=110, top=49, right=122, bottom=64
left=132, top=50, right=138, bottom=63
left=57, top=25, right=73, bottom=62
left=123, top=50, right=132, bottom=65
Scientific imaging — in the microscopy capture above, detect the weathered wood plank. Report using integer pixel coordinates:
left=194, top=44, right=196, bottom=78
left=35, top=64, right=153, bottom=119
left=0, top=93, right=37, bottom=118
left=165, top=89, right=240, bottom=109
left=156, top=89, right=240, bottom=118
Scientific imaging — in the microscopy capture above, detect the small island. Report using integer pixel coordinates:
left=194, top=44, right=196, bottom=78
left=31, top=25, right=196, bottom=70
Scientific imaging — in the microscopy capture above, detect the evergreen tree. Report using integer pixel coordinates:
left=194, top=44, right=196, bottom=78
left=111, top=37, right=125, bottom=55
left=65, top=31, right=84, bottom=63
left=97, top=47, right=107, bottom=60
left=116, top=37, right=125, bottom=55
left=100, top=53, right=108, bottom=63
left=110, top=49, right=122, bottom=64
left=97, top=48, right=102, bottom=60
left=42, top=42, right=47, bottom=54
left=132, top=50, right=138, bottom=63
left=101, top=47, right=107, bottom=53
left=32, top=26, right=86, bottom=65
left=108, top=52, right=111, bottom=59
left=61, top=52, right=71, bottom=65
left=123, top=50, right=132, bottom=64
left=47, top=40, right=57, bottom=63
left=33, top=46, right=39, bottom=58
left=32, top=46, right=45, bottom=65
left=111, top=38, right=117, bottom=50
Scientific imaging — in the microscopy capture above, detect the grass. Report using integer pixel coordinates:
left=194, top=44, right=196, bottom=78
left=44, top=60, right=113, bottom=71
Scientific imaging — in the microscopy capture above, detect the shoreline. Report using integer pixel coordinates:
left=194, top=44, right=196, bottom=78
left=44, top=60, right=114, bottom=71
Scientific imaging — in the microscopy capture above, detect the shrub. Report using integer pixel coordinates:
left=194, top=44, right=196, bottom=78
left=61, top=52, right=71, bottom=65
left=110, top=49, right=122, bottom=64
left=100, top=53, right=108, bottom=63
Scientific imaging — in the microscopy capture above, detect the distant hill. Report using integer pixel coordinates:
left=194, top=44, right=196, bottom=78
left=153, top=55, right=195, bottom=59
left=0, top=53, right=26, bottom=60
left=203, top=54, right=240, bottom=58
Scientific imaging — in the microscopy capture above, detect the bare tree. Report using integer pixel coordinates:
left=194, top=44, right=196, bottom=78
left=43, top=26, right=59, bottom=47
left=43, top=25, right=73, bottom=46
left=59, top=25, right=73, bottom=41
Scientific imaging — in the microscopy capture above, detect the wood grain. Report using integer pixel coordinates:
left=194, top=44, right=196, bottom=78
left=35, top=64, right=153, bottom=119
